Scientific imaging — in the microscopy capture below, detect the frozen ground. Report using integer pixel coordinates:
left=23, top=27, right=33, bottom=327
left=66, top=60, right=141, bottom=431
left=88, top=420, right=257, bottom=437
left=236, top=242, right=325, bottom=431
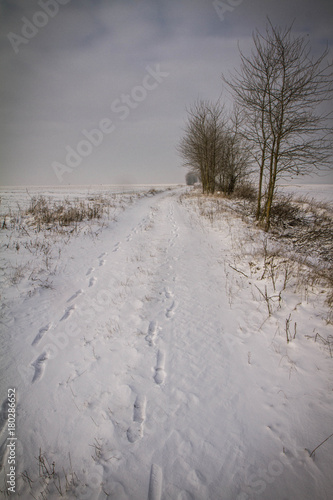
left=0, top=184, right=332, bottom=499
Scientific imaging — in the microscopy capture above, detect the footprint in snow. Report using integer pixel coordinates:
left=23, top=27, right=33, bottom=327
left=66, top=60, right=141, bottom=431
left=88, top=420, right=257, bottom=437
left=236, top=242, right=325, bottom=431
left=166, top=301, right=176, bottom=318
left=145, top=320, right=158, bottom=347
left=88, top=276, right=97, bottom=287
left=67, top=289, right=83, bottom=303
left=60, top=305, right=76, bottom=321
left=127, top=421, right=143, bottom=443
left=127, top=394, right=146, bottom=443
left=154, top=350, right=166, bottom=385
left=86, top=267, right=94, bottom=276
left=98, top=252, right=107, bottom=266
left=148, top=464, right=163, bottom=500
left=32, top=323, right=52, bottom=346
left=32, top=352, right=48, bottom=383
left=113, top=242, right=120, bottom=251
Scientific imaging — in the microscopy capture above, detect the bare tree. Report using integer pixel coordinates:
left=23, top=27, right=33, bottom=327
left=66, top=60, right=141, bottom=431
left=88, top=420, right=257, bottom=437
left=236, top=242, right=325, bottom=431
left=223, top=20, right=333, bottom=230
left=178, top=100, right=225, bottom=194
left=216, top=108, right=251, bottom=194
left=178, top=100, right=250, bottom=195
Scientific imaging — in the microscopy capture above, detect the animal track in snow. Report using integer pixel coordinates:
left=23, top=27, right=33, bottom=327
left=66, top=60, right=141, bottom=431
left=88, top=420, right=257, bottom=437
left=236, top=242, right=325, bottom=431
left=88, top=276, right=97, bottom=287
left=148, top=464, right=163, bottom=500
left=127, top=394, right=146, bottom=443
left=67, top=289, right=83, bottom=303
left=86, top=267, right=94, bottom=276
left=113, top=242, right=120, bottom=251
left=166, top=301, right=176, bottom=318
left=32, top=323, right=52, bottom=346
left=154, top=350, right=166, bottom=385
left=32, top=351, right=48, bottom=383
left=145, top=321, right=158, bottom=346
left=98, top=252, right=107, bottom=266
left=60, top=305, right=76, bottom=321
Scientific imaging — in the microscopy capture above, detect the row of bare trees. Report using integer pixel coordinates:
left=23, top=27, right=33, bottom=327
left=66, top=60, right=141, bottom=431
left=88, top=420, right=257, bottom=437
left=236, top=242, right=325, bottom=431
left=178, top=101, right=250, bottom=195
left=179, top=20, right=332, bottom=230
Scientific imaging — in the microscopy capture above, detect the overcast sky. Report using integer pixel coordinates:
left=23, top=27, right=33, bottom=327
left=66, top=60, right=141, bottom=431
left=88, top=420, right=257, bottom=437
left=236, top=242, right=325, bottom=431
left=0, top=0, right=332, bottom=186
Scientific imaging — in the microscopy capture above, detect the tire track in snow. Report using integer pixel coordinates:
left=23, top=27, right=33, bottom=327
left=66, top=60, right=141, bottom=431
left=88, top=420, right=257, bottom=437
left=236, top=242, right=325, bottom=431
left=26, top=192, right=187, bottom=494
left=140, top=195, right=226, bottom=498
left=8, top=190, right=184, bottom=500
left=128, top=198, right=178, bottom=496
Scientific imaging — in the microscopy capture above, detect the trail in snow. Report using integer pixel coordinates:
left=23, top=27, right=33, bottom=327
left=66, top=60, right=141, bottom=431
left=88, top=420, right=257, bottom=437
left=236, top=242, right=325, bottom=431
left=0, top=187, right=332, bottom=499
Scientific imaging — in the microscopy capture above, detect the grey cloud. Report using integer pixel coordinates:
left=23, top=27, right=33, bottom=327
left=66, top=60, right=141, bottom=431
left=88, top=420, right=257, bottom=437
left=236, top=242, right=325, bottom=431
left=0, top=0, right=332, bottom=185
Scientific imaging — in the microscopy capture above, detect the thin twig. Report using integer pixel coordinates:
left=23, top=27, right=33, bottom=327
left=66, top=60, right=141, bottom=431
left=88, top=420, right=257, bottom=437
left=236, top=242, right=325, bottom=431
left=229, top=264, right=249, bottom=278
left=309, top=432, right=333, bottom=458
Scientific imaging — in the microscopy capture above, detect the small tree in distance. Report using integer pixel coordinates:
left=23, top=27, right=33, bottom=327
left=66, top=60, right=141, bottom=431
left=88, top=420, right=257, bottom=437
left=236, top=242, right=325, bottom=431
left=178, top=100, right=224, bottom=194
left=185, top=172, right=199, bottom=185
left=178, top=100, right=250, bottom=195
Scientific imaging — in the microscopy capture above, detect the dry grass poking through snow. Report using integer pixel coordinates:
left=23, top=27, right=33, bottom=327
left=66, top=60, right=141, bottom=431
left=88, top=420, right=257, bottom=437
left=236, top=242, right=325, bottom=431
left=0, top=190, right=157, bottom=297
left=182, top=185, right=333, bottom=324
left=2, top=193, right=119, bottom=233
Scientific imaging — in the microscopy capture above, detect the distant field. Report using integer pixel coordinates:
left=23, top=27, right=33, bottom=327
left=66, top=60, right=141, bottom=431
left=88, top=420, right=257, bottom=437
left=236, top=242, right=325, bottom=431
left=0, top=184, right=181, bottom=216
left=1, top=183, right=331, bottom=218
left=279, top=183, right=333, bottom=203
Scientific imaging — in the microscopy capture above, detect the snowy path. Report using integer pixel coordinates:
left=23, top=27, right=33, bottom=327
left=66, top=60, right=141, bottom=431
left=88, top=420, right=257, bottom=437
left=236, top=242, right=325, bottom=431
left=1, top=188, right=332, bottom=499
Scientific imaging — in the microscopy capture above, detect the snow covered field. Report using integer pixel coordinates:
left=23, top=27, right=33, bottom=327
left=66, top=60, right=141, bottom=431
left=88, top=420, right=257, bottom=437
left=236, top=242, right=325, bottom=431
left=0, top=184, right=332, bottom=499
left=279, top=183, right=333, bottom=204
left=0, top=185, right=179, bottom=216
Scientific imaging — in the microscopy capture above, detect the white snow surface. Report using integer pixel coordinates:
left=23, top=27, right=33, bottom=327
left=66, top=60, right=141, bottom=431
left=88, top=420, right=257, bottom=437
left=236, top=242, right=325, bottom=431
left=279, top=183, right=333, bottom=204
left=0, top=185, right=332, bottom=499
